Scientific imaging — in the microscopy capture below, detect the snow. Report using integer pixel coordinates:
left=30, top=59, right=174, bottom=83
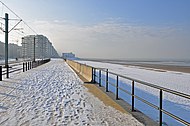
left=0, top=59, right=143, bottom=126
left=77, top=60, right=190, bottom=126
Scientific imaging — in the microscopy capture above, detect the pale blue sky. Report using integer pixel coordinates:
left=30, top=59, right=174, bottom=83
left=1, top=0, right=190, bottom=60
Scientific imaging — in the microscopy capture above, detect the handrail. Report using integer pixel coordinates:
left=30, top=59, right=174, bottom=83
left=94, top=68, right=190, bottom=125
left=97, top=68, right=190, bottom=99
left=1, top=59, right=51, bottom=81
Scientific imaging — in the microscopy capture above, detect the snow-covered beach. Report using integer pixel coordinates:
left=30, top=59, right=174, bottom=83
left=0, top=59, right=143, bottom=126
left=77, top=60, right=190, bottom=126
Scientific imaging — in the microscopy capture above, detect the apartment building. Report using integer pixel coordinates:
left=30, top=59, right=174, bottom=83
left=22, top=35, right=59, bottom=60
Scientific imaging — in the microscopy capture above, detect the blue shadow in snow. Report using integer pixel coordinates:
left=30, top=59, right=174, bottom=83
left=94, top=71, right=190, bottom=126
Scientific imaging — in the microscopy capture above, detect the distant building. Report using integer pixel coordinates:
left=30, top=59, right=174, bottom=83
left=22, top=35, right=59, bottom=60
left=8, top=43, right=22, bottom=59
left=0, top=41, right=4, bottom=59
left=0, top=41, right=22, bottom=59
left=62, top=52, right=75, bottom=59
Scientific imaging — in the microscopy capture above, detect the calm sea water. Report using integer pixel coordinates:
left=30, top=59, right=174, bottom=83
left=130, top=61, right=190, bottom=67
left=99, top=60, right=190, bottom=67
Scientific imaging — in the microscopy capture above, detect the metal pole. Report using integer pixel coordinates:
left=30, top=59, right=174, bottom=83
left=5, top=13, right=9, bottom=78
left=33, top=37, right=36, bottom=62
left=28, top=62, right=30, bottom=70
left=32, top=61, right=33, bottom=68
left=159, top=89, right=163, bottom=126
left=132, top=80, right=135, bottom=111
left=23, top=62, right=25, bottom=72
left=30, top=61, right=32, bottom=69
left=106, top=69, right=108, bottom=92
left=99, top=70, right=101, bottom=86
left=26, top=62, right=27, bottom=71
left=91, top=67, right=94, bottom=82
left=0, top=66, right=2, bottom=81
left=29, top=62, right=31, bottom=69
left=116, top=75, right=119, bottom=100
left=94, top=68, right=96, bottom=83
left=80, top=64, right=81, bottom=73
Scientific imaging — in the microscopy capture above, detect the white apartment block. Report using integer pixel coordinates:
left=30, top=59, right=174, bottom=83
left=22, top=35, right=59, bottom=60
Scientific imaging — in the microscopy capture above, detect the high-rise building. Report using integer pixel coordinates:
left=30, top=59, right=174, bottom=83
left=22, top=35, right=59, bottom=60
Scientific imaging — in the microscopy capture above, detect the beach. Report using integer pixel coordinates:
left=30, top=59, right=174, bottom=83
left=88, top=59, right=190, bottom=73
left=124, top=63, right=190, bottom=73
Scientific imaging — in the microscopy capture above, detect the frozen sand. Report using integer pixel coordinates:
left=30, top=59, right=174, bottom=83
left=0, top=59, right=143, bottom=126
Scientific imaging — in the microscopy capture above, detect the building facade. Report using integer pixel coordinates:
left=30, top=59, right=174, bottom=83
left=22, top=35, right=59, bottom=60
left=0, top=41, right=22, bottom=59
left=62, top=52, right=75, bottom=59
left=0, top=41, right=4, bottom=59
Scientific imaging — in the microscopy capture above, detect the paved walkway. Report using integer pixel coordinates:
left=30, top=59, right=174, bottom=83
left=0, top=59, right=143, bottom=126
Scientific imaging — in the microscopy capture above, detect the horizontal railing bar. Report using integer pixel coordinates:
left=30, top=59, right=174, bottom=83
left=135, top=95, right=159, bottom=110
left=162, top=109, right=190, bottom=125
left=9, top=67, right=22, bottom=70
left=9, top=63, right=23, bottom=67
left=109, top=82, right=116, bottom=87
left=95, top=68, right=190, bottom=99
left=135, top=79, right=190, bottom=99
left=101, top=78, right=106, bottom=82
left=9, top=68, right=22, bottom=73
left=118, top=86, right=131, bottom=96
left=118, top=84, right=159, bottom=110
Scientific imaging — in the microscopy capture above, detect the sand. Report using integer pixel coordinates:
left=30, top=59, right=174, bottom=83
left=124, top=63, right=190, bottom=73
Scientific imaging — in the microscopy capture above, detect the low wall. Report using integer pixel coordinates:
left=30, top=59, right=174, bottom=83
left=66, top=60, right=92, bottom=82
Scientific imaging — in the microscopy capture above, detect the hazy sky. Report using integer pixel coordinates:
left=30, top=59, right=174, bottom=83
left=1, top=0, right=190, bottom=60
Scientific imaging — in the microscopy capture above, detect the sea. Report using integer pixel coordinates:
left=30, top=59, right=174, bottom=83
left=83, top=59, right=190, bottom=67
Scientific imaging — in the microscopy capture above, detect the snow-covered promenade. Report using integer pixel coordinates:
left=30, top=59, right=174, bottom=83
left=0, top=59, right=143, bottom=126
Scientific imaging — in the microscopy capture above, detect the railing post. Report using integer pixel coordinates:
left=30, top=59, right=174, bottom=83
left=32, top=61, right=34, bottom=69
left=31, top=62, right=33, bottom=69
left=6, top=65, right=9, bottom=78
left=106, top=69, right=109, bottom=92
left=26, top=62, right=27, bottom=71
left=99, top=70, right=101, bottom=86
left=94, top=68, right=96, bottom=83
left=28, top=62, right=30, bottom=70
left=80, top=64, right=81, bottom=73
left=92, top=67, right=94, bottom=82
left=28, top=62, right=29, bottom=70
left=132, top=80, right=135, bottom=111
left=0, top=66, right=2, bottom=81
left=116, top=75, right=119, bottom=100
left=159, top=89, right=163, bottom=126
left=30, top=62, right=32, bottom=69
left=23, top=62, right=25, bottom=72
